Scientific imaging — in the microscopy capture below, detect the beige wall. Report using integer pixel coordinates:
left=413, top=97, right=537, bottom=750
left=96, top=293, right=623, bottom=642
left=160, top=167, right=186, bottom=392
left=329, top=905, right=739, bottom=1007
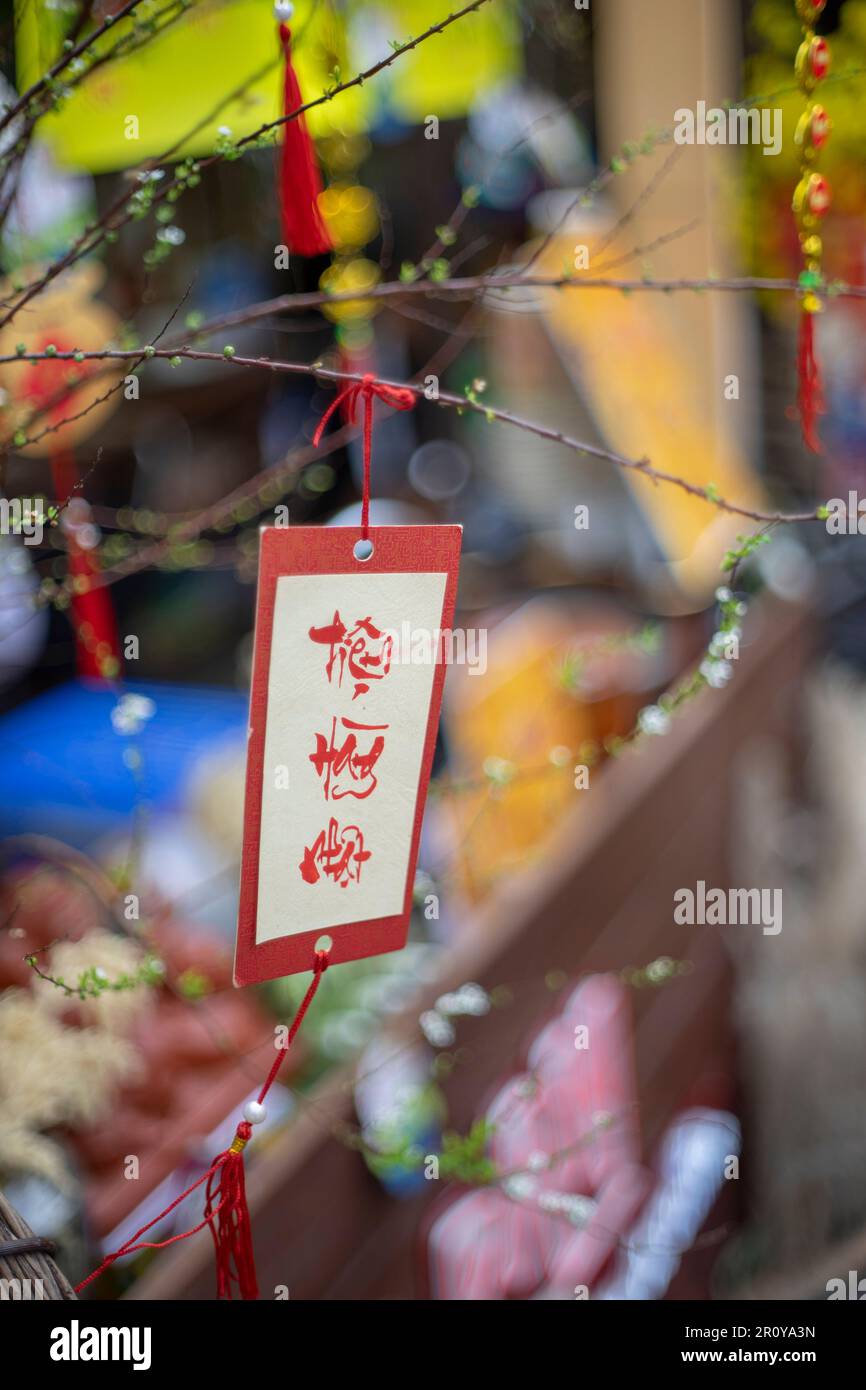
left=594, top=0, right=759, bottom=457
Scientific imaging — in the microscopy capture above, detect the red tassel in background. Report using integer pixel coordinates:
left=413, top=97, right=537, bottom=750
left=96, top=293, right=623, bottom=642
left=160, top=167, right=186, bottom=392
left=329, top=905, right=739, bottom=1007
left=50, top=448, right=120, bottom=680
left=796, top=310, right=825, bottom=455
left=205, top=1121, right=259, bottom=1301
left=276, top=5, right=332, bottom=258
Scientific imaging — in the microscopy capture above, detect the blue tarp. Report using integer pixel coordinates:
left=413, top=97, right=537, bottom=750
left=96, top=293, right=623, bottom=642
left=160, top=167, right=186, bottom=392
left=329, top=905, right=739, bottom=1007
left=0, top=679, right=248, bottom=849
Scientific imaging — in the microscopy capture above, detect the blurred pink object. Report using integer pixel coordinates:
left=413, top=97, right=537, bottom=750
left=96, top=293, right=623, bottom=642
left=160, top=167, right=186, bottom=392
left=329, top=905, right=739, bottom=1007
left=426, top=974, right=652, bottom=1299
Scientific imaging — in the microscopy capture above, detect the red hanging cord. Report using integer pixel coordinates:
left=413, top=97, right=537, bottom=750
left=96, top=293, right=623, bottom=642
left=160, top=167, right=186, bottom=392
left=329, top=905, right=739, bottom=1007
left=75, top=949, right=330, bottom=1299
left=276, top=5, right=332, bottom=258
left=313, top=375, right=416, bottom=538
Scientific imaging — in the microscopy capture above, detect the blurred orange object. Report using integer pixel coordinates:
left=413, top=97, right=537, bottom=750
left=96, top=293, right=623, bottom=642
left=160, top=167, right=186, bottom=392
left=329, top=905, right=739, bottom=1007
left=443, top=598, right=668, bottom=901
left=0, top=264, right=123, bottom=457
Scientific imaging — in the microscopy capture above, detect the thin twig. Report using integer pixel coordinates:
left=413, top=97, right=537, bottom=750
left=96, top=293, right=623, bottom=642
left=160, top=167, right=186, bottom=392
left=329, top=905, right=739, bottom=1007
left=0, top=347, right=821, bottom=526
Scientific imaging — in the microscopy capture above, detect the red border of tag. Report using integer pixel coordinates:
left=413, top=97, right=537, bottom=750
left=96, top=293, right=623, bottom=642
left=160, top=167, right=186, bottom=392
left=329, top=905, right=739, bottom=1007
left=234, top=525, right=462, bottom=985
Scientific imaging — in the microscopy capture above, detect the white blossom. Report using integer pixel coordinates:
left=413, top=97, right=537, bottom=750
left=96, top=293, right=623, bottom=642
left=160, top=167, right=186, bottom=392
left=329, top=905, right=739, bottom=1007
left=419, top=1010, right=455, bottom=1048
left=700, top=658, right=733, bottom=689
left=434, top=982, right=490, bottom=1017
left=111, top=693, right=157, bottom=736
left=502, top=1173, right=537, bottom=1201
left=638, top=704, right=670, bottom=736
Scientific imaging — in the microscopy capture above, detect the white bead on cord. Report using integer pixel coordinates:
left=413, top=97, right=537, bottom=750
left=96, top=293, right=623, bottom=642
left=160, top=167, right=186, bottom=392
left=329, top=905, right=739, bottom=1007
left=274, top=1, right=294, bottom=20
left=243, top=1100, right=267, bottom=1125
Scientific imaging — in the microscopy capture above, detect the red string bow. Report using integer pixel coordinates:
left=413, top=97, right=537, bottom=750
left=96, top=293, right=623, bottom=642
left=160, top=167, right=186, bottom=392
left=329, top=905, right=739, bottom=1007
left=313, top=374, right=416, bottom=538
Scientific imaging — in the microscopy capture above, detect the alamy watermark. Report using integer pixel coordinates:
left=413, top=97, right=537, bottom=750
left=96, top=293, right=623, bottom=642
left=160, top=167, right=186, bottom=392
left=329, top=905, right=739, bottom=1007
left=823, top=493, right=866, bottom=535
left=826, top=1270, right=866, bottom=1300
left=381, top=623, right=487, bottom=676
left=50, top=1319, right=151, bottom=1370
left=0, top=496, right=48, bottom=545
left=674, top=880, right=782, bottom=936
left=674, top=102, right=782, bottom=157
left=0, top=1276, right=46, bottom=1299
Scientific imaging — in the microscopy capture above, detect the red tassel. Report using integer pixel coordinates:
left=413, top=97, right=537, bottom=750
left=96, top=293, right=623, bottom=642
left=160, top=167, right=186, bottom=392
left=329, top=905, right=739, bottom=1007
left=277, top=20, right=332, bottom=258
left=51, top=449, right=120, bottom=681
left=796, top=310, right=825, bottom=454
left=75, top=953, right=329, bottom=1299
left=205, top=1121, right=259, bottom=1300
left=66, top=541, right=120, bottom=679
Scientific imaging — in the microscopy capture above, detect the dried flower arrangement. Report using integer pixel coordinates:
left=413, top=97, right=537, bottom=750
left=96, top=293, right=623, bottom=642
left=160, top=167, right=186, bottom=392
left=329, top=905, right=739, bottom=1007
left=0, top=930, right=151, bottom=1189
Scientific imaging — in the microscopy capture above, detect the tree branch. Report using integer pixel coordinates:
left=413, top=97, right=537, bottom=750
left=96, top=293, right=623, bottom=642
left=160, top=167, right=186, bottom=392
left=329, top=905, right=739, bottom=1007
left=1, top=347, right=819, bottom=527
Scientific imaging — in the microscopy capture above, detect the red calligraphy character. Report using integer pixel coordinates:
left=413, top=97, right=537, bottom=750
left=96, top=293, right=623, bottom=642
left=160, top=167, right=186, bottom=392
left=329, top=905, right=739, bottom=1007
left=310, top=716, right=388, bottom=800
left=308, top=610, right=393, bottom=699
left=299, top=818, right=371, bottom=887
left=308, top=610, right=347, bottom=685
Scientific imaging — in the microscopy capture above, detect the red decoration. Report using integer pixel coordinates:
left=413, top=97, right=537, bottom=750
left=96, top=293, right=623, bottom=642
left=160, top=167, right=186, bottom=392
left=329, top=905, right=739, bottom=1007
left=808, top=104, right=831, bottom=148
left=50, top=449, right=120, bottom=680
left=235, top=523, right=462, bottom=984
left=204, top=1121, right=258, bottom=1300
left=808, top=36, right=831, bottom=81
left=793, top=3, right=832, bottom=453
left=15, top=332, right=120, bottom=680
left=796, top=310, right=825, bottom=454
left=76, top=951, right=330, bottom=1299
left=277, top=16, right=332, bottom=259
left=806, top=172, right=831, bottom=216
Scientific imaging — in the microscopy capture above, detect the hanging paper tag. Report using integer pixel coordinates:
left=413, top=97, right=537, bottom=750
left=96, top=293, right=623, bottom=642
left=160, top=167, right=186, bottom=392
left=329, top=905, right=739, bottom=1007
left=235, top=525, right=462, bottom=984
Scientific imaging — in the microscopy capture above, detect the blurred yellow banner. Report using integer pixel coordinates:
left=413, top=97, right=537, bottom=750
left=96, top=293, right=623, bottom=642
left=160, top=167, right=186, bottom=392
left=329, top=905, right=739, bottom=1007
left=15, top=0, right=521, bottom=173
left=536, top=235, right=768, bottom=604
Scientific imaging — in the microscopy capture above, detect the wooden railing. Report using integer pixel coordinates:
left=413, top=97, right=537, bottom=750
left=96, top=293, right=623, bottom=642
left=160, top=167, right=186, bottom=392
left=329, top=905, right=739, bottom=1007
left=129, top=597, right=811, bottom=1301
